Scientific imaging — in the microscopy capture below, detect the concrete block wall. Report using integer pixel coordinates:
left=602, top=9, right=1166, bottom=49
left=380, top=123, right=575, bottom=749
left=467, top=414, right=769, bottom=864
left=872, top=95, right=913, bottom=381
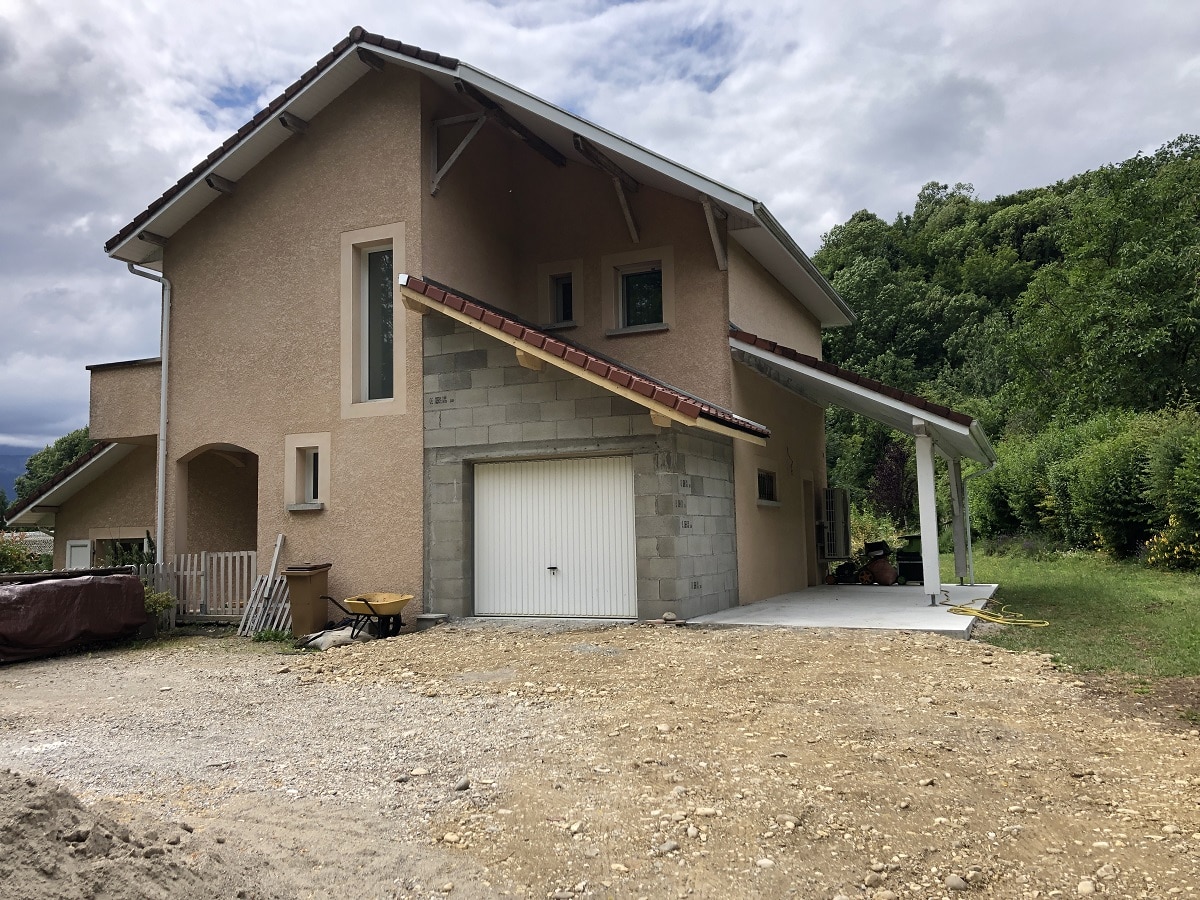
left=423, top=315, right=737, bottom=619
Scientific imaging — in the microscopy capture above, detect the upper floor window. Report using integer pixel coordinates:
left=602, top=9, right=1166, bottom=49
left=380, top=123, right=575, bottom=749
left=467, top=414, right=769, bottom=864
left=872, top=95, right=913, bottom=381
left=619, top=262, right=663, bottom=327
left=340, top=221, right=406, bottom=419
left=601, top=246, right=674, bottom=336
left=537, top=259, right=584, bottom=328
left=362, top=247, right=393, bottom=401
left=552, top=273, right=573, bottom=323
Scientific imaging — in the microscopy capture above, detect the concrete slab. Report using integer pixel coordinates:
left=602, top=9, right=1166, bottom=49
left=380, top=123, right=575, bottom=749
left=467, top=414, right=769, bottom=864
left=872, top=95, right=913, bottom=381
left=688, top=583, right=1000, bottom=638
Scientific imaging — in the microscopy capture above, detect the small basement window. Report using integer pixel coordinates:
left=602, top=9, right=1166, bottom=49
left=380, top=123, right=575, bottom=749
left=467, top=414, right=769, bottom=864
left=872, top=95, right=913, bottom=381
left=757, top=469, right=779, bottom=504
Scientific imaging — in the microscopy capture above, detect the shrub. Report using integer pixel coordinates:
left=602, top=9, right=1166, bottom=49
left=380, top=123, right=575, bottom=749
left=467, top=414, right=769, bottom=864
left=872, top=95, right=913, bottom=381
left=142, top=584, right=175, bottom=618
left=0, top=534, right=39, bottom=574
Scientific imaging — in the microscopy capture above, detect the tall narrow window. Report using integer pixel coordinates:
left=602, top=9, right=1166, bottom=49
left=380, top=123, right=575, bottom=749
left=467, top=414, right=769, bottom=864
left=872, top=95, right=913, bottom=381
left=303, top=448, right=320, bottom=503
left=551, top=273, right=573, bottom=323
left=363, top=247, right=393, bottom=400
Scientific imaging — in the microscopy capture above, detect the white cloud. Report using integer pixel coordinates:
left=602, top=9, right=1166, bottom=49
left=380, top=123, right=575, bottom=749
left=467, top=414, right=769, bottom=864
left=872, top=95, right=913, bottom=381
left=1, top=0, right=1198, bottom=443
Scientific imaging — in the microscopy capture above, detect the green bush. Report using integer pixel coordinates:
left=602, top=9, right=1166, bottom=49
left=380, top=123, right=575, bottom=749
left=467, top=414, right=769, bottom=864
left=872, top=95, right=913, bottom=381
left=143, top=584, right=175, bottom=618
left=1068, top=427, right=1156, bottom=556
left=0, top=535, right=39, bottom=573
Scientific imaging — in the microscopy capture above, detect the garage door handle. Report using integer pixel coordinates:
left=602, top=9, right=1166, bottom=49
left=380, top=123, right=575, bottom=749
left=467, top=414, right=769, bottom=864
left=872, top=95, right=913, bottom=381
left=547, top=566, right=558, bottom=573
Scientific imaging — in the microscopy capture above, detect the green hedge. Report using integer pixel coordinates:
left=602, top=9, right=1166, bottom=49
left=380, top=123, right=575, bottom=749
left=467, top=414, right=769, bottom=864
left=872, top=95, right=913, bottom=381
left=971, top=407, right=1200, bottom=567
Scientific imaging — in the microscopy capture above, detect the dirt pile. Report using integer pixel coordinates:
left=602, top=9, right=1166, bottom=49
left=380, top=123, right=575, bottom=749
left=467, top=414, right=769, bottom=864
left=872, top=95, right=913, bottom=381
left=0, top=768, right=270, bottom=900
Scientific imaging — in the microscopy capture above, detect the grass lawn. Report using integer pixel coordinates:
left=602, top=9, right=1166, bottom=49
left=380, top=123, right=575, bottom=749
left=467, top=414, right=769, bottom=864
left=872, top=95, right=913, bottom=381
left=959, top=552, right=1200, bottom=678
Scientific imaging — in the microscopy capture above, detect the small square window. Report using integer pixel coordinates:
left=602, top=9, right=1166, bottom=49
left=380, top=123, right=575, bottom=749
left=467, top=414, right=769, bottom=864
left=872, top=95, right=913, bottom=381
left=620, top=264, right=663, bottom=327
left=551, top=273, right=573, bottom=323
left=757, top=469, right=778, bottom=503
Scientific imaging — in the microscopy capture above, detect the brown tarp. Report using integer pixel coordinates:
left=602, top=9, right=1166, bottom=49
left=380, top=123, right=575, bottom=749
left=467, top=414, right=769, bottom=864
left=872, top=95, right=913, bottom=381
left=0, top=574, right=147, bottom=663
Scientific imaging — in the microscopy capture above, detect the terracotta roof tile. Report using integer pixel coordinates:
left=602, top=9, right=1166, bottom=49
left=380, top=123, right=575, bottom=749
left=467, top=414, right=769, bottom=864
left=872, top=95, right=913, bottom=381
left=405, top=277, right=769, bottom=438
left=729, top=327, right=974, bottom=427
left=105, top=28, right=458, bottom=255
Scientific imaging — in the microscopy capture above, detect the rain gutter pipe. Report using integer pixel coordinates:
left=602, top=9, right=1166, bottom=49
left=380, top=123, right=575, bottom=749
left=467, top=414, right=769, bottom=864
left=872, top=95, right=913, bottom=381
left=125, top=263, right=172, bottom=565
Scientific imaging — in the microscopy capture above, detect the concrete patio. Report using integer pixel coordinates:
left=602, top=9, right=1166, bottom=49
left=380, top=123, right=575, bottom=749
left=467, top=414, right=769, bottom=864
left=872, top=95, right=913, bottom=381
left=688, top=583, right=1000, bottom=638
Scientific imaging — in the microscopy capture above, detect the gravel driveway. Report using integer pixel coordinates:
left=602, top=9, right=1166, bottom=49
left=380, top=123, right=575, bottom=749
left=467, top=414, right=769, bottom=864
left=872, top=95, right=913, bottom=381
left=1, top=622, right=1197, bottom=899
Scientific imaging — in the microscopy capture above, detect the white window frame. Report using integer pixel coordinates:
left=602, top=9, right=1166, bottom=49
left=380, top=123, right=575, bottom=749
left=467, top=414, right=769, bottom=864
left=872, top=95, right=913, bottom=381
left=601, top=245, right=674, bottom=336
left=360, top=246, right=395, bottom=403
left=536, top=258, right=584, bottom=328
left=285, top=433, right=331, bottom=511
left=340, top=221, right=407, bottom=419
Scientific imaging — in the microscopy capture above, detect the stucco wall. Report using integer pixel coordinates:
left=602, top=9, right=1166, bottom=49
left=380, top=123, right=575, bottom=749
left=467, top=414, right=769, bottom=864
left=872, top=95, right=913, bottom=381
left=422, top=315, right=737, bottom=619
left=731, top=363, right=826, bottom=603
left=89, top=362, right=161, bottom=442
left=419, top=90, right=732, bottom=409
left=185, top=451, right=257, bottom=552
left=52, top=445, right=156, bottom=569
left=160, top=67, right=427, bottom=602
left=728, top=241, right=823, bottom=356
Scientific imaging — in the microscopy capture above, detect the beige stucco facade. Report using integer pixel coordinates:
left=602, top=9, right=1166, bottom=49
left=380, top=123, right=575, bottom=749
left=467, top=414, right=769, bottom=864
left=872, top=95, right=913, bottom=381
left=67, top=57, right=832, bottom=613
left=51, top=445, right=156, bottom=569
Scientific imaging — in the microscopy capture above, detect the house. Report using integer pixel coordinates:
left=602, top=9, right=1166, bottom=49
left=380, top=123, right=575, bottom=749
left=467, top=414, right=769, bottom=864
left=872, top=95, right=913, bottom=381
left=5, top=28, right=994, bottom=620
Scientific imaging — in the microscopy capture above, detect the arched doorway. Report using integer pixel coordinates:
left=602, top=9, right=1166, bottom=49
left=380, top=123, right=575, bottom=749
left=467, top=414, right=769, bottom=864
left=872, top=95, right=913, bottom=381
left=174, top=443, right=259, bottom=617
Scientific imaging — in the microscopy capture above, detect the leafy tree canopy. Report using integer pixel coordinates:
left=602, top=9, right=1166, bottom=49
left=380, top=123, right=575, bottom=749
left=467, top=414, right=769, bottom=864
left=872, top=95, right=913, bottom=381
left=14, top=428, right=94, bottom=503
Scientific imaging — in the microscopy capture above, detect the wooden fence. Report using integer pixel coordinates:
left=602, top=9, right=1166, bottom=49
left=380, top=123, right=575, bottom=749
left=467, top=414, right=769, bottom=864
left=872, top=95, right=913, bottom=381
left=172, top=551, right=257, bottom=616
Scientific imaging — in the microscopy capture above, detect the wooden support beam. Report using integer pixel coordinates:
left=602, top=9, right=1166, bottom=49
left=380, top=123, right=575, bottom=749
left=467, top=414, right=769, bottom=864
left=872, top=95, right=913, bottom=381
left=401, top=292, right=428, bottom=314
left=650, top=411, right=673, bottom=428
left=455, top=80, right=567, bottom=167
left=278, top=111, right=308, bottom=134
left=572, top=135, right=639, bottom=194
left=430, top=113, right=487, bottom=196
left=613, top=176, right=639, bottom=244
left=357, top=48, right=386, bottom=71
left=700, top=194, right=727, bottom=271
left=204, top=173, right=237, bottom=195
left=515, top=348, right=544, bottom=371
left=137, top=231, right=168, bottom=247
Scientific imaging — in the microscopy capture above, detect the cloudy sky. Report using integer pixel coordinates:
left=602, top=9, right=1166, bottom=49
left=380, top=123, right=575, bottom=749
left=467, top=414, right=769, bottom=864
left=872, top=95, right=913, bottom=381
left=1, top=0, right=1197, bottom=448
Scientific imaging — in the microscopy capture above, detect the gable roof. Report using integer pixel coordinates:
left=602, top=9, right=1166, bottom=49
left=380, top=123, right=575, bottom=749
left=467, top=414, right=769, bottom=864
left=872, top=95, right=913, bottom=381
left=402, top=275, right=768, bottom=444
left=729, top=327, right=996, bottom=464
left=105, top=27, right=854, bottom=328
left=4, top=442, right=134, bottom=528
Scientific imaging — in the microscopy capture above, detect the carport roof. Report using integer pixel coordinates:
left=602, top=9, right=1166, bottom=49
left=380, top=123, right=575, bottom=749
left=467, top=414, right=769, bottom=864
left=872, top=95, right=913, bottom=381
left=730, top=328, right=996, bottom=464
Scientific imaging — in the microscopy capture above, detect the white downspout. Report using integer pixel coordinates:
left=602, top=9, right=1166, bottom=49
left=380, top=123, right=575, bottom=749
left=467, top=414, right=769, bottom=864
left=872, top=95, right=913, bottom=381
left=126, top=263, right=172, bottom=565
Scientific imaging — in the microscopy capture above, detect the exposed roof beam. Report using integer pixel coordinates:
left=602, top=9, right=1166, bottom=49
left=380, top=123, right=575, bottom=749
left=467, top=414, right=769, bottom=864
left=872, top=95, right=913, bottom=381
left=455, top=80, right=566, bottom=167
left=700, top=194, right=727, bottom=271
left=137, top=231, right=168, bottom=247
left=572, top=135, right=639, bottom=194
left=612, top=176, right=639, bottom=244
left=278, top=111, right=308, bottom=134
left=204, top=173, right=237, bottom=196
left=356, top=48, right=387, bottom=71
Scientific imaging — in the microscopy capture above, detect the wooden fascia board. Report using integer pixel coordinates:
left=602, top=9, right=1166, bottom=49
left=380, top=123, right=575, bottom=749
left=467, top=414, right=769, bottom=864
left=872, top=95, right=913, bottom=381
left=402, top=286, right=765, bottom=445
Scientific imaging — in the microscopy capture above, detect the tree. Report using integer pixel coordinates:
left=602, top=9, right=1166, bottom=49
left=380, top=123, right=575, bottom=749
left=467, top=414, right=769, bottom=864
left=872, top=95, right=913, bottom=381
left=0, top=485, right=8, bottom=525
left=14, top=428, right=94, bottom=502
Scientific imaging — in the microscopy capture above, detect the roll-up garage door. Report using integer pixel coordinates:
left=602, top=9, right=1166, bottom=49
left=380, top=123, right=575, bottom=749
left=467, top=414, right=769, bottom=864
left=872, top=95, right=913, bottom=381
left=474, top=456, right=637, bottom=617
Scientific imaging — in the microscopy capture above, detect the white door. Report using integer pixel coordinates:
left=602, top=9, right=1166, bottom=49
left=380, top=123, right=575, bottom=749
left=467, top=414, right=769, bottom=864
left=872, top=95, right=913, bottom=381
left=65, top=541, right=91, bottom=569
left=475, top=456, right=637, bottom=617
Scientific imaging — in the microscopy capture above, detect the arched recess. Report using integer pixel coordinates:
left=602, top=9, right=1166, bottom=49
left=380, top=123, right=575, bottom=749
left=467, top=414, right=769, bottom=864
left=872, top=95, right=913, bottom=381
left=175, top=443, right=259, bottom=555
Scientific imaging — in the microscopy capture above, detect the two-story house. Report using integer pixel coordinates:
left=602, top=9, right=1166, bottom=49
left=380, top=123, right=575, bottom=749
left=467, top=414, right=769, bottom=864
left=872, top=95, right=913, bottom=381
left=6, top=28, right=994, bottom=621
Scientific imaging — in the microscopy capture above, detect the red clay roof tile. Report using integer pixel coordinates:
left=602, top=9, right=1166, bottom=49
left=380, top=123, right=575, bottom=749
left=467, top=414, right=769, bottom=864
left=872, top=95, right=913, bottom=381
left=405, top=277, right=769, bottom=438
left=729, top=327, right=974, bottom=427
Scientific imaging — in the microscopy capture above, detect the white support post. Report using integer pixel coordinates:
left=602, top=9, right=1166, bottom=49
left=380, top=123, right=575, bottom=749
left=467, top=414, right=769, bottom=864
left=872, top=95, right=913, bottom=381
left=948, top=457, right=968, bottom=584
left=913, top=421, right=940, bottom=605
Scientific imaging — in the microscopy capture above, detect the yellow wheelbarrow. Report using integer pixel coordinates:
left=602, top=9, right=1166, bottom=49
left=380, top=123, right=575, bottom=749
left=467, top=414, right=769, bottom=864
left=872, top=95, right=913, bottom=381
left=321, top=592, right=413, bottom=638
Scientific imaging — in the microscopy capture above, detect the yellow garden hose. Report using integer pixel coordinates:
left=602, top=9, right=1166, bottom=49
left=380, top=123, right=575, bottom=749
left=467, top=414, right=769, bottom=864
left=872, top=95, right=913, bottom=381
left=939, top=593, right=1050, bottom=627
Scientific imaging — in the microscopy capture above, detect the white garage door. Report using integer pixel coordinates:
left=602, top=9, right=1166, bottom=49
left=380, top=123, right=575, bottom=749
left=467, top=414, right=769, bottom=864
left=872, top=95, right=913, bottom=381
left=475, top=456, right=637, bottom=618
